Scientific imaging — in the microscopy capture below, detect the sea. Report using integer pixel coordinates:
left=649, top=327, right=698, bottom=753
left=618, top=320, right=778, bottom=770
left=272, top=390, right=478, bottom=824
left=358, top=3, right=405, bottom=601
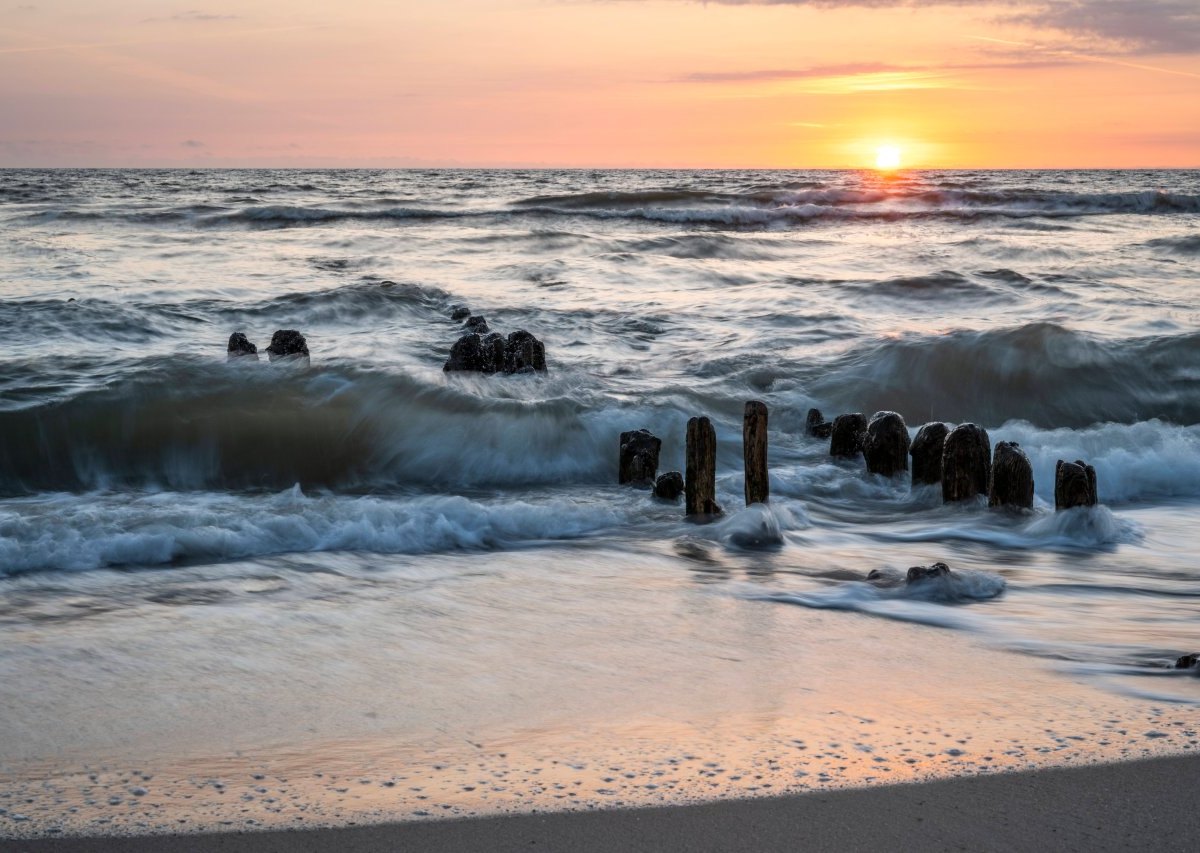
left=1, top=168, right=1199, bottom=834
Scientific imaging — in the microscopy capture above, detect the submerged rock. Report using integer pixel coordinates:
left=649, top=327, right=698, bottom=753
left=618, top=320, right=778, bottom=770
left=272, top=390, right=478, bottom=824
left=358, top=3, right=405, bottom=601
left=1055, top=459, right=1098, bottom=510
left=906, top=562, right=951, bottom=584
left=619, top=429, right=661, bottom=487
left=465, top=315, right=490, bottom=334
left=227, top=332, right=258, bottom=358
left=1174, top=653, right=1199, bottom=670
left=864, top=411, right=910, bottom=477
left=504, top=330, right=547, bottom=373
left=806, top=408, right=833, bottom=439
left=444, top=325, right=548, bottom=375
left=653, top=471, right=685, bottom=501
left=989, top=441, right=1034, bottom=510
left=942, top=423, right=990, bottom=503
left=910, top=422, right=949, bottom=486
left=449, top=305, right=471, bottom=321
left=829, top=413, right=867, bottom=459
left=265, top=329, right=309, bottom=362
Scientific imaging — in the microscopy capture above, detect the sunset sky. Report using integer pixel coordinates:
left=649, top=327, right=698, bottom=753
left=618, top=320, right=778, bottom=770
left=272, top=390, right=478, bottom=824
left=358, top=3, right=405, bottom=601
left=1, top=1, right=1197, bottom=168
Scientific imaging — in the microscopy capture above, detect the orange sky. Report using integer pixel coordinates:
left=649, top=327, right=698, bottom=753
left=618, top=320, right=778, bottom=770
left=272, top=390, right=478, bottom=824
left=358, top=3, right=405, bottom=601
left=1, top=0, right=1197, bottom=168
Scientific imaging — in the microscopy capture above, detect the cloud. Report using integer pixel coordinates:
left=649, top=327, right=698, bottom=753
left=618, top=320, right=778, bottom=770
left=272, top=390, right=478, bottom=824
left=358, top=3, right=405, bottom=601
left=680, top=62, right=903, bottom=82
left=1013, top=1, right=1200, bottom=55
left=627, top=1, right=1200, bottom=55
left=181, top=139, right=205, bottom=148
left=143, top=10, right=241, bottom=24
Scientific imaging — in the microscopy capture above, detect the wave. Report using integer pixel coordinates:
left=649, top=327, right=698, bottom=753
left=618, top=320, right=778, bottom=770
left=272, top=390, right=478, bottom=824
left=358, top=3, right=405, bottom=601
left=12, top=184, right=1200, bottom=232
left=0, top=281, right=454, bottom=348
left=0, top=487, right=627, bottom=575
left=808, top=323, right=1200, bottom=428
left=0, top=361, right=620, bottom=493
left=747, top=567, right=1006, bottom=631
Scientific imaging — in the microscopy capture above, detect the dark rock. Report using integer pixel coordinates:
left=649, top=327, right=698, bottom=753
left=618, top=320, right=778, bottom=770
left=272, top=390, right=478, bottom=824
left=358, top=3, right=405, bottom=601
left=1175, top=653, right=1199, bottom=670
left=443, top=333, right=489, bottom=372
left=653, top=471, right=685, bottom=501
left=942, top=423, right=990, bottom=503
left=480, top=332, right=506, bottom=373
left=227, top=332, right=258, bottom=358
left=806, top=408, right=833, bottom=439
left=906, top=562, right=951, bottom=583
left=864, top=411, right=910, bottom=477
left=910, top=423, right=948, bottom=486
left=265, top=329, right=309, bottom=362
left=829, top=413, right=867, bottom=459
left=989, top=442, right=1034, bottom=510
left=450, top=305, right=471, bottom=321
left=465, top=315, right=490, bottom=334
left=619, top=429, right=661, bottom=487
left=504, top=330, right=547, bottom=373
left=1055, top=459, right=1098, bottom=510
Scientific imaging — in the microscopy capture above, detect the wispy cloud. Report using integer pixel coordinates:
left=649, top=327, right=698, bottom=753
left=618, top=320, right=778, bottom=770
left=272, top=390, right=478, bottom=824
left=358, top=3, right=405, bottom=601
left=623, top=1, right=1200, bottom=56
left=681, top=62, right=902, bottom=83
left=143, top=10, right=241, bottom=24
left=181, top=139, right=206, bottom=148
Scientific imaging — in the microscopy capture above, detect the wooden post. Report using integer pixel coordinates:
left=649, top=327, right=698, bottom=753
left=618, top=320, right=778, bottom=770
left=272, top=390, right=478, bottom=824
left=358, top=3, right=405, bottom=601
left=685, top=416, right=721, bottom=520
left=743, top=401, right=768, bottom=505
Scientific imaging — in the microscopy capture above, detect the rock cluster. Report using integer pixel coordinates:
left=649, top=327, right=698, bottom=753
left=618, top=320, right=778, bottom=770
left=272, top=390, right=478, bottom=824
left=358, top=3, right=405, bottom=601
left=443, top=307, right=547, bottom=375
left=265, top=329, right=310, bottom=362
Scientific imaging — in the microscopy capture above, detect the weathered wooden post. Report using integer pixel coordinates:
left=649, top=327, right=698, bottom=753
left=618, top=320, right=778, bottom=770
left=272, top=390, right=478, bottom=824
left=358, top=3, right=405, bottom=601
left=989, top=442, right=1034, bottom=510
left=829, top=413, right=868, bottom=458
left=864, top=411, right=910, bottom=477
left=685, top=416, right=721, bottom=520
left=618, top=429, right=661, bottom=487
left=1055, top=459, right=1097, bottom=510
left=942, top=423, right=991, bottom=502
left=910, top=422, right=949, bottom=485
left=743, top=401, right=769, bottom=505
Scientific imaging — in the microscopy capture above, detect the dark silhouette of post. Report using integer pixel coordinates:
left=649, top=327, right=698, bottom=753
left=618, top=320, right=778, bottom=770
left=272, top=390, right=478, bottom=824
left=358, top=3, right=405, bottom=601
left=686, top=416, right=721, bottom=520
left=743, top=401, right=768, bottom=505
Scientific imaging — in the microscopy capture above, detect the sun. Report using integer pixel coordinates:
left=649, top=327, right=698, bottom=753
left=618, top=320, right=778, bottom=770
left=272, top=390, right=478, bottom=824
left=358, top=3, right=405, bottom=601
left=875, top=145, right=902, bottom=171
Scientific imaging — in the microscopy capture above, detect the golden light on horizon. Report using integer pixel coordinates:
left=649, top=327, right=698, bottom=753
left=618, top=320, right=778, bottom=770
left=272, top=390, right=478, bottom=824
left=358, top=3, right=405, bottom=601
left=875, top=145, right=902, bottom=171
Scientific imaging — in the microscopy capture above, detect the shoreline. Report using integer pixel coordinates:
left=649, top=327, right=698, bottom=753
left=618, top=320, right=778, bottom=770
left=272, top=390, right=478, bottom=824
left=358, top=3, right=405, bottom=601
left=6, top=752, right=1198, bottom=852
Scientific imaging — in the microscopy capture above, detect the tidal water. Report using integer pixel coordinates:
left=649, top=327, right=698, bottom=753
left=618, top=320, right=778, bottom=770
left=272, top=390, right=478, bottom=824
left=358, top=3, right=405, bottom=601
left=1, top=168, right=1199, bottom=832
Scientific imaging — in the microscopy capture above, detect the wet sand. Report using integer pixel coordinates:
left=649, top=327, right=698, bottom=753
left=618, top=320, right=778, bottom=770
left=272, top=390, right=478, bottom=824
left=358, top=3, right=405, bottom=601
left=6, top=753, right=1198, bottom=852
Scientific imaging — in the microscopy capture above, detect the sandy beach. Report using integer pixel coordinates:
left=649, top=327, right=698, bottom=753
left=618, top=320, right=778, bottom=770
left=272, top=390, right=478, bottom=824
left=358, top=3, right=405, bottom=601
left=6, top=753, right=1198, bottom=852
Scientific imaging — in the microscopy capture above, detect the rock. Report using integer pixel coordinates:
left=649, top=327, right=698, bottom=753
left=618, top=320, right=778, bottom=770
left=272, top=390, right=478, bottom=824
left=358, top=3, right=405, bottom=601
left=864, top=411, right=910, bottom=477
left=464, top=315, right=490, bottom=334
left=480, top=332, right=506, bottom=373
left=653, top=471, right=685, bottom=501
left=989, top=441, right=1034, bottom=510
left=910, top=423, right=949, bottom=485
left=265, top=329, right=309, bottom=362
left=450, top=305, right=471, bottom=321
left=906, top=562, right=951, bottom=583
left=443, top=333, right=489, bottom=372
left=504, top=330, right=547, bottom=373
left=806, top=408, right=832, bottom=439
left=942, top=423, right=990, bottom=503
left=1174, top=653, right=1199, bottom=670
left=619, top=429, right=661, bottom=487
left=829, top=413, right=867, bottom=459
left=1055, top=459, right=1098, bottom=510
left=227, top=332, right=258, bottom=358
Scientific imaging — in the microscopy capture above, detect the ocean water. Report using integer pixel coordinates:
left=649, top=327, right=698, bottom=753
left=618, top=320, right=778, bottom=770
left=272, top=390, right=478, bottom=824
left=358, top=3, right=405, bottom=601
left=2, top=168, right=1200, bottom=831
